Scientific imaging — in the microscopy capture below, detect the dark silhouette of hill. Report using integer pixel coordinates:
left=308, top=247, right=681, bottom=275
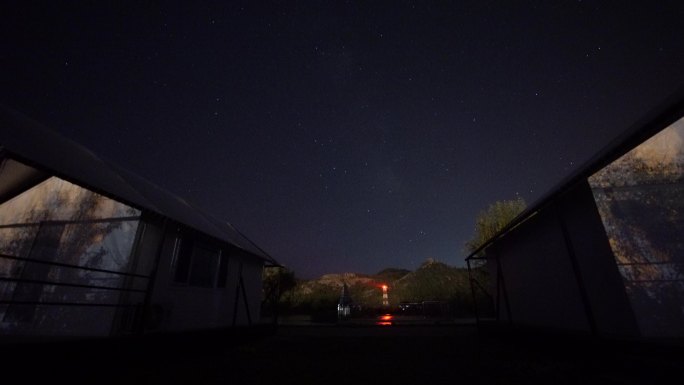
left=282, top=259, right=474, bottom=315
left=374, top=268, right=411, bottom=282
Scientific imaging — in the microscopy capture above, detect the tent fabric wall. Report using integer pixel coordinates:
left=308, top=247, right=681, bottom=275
left=239, top=257, right=263, bottom=325
left=0, top=105, right=275, bottom=337
left=491, top=203, right=592, bottom=332
left=471, top=89, right=684, bottom=339
left=558, top=181, right=639, bottom=337
left=486, top=182, right=640, bottom=337
left=148, top=225, right=261, bottom=332
left=0, top=176, right=145, bottom=336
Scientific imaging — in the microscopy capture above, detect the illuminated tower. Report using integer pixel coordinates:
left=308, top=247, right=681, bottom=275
left=382, top=284, right=389, bottom=306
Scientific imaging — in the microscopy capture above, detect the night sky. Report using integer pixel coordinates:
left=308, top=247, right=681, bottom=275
left=2, top=2, right=684, bottom=278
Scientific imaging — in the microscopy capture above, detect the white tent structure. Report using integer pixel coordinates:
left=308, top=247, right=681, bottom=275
left=0, top=105, right=277, bottom=337
left=467, top=88, right=684, bottom=339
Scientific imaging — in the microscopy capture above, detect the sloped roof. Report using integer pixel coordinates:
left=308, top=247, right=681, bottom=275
left=0, top=104, right=277, bottom=265
left=465, top=86, right=684, bottom=261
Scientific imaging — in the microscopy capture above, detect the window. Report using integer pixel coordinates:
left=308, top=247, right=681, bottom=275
left=217, top=250, right=229, bottom=288
left=171, top=234, right=224, bottom=289
left=173, top=237, right=193, bottom=283
left=188, top=246, right=219, bottom=288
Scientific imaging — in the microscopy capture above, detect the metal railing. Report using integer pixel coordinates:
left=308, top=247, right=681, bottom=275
left=616, top=260, right=684, bottom=284
left=0, top=252, right=150, bottom=308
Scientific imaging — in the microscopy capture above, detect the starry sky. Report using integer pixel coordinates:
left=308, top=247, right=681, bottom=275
left=1, top=1, right=684, bottom=278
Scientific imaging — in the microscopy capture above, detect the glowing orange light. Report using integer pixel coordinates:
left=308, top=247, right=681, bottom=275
left=381, top=285, right=388, bottom=290
left=376, top=322, right=392, bottom=326
left=380, top=314, right=393, bottom=321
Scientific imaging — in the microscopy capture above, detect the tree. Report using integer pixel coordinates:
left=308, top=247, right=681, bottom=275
left=464, top=198, right=526, bottom=318
left=465, top=197, right=526, bottom=253
left=262, top=266, right=297, bottom=320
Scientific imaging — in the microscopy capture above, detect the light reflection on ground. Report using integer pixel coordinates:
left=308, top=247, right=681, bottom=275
left=376, top=314, right=393, bottom=326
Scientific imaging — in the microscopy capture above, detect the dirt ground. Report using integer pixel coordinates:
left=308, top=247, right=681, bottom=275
left=4, top=324, right=683, bottom=385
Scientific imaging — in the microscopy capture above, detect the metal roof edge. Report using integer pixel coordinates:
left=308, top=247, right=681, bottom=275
left=465, top=85, right=684, bottom=262
left=0, top=104, right=272, bottom=264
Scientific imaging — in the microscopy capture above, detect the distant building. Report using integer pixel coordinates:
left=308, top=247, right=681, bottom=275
left=422, top=301, right=448, bottom=318
left=466, top=89, right=684, bottom=339
left=0, top=105, right=278, bottom=338
left=399, top=302, right=423, bottom=315
left=399, top=301, right=448, bottom=318
left=337, top=282, right=352, bottom=320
